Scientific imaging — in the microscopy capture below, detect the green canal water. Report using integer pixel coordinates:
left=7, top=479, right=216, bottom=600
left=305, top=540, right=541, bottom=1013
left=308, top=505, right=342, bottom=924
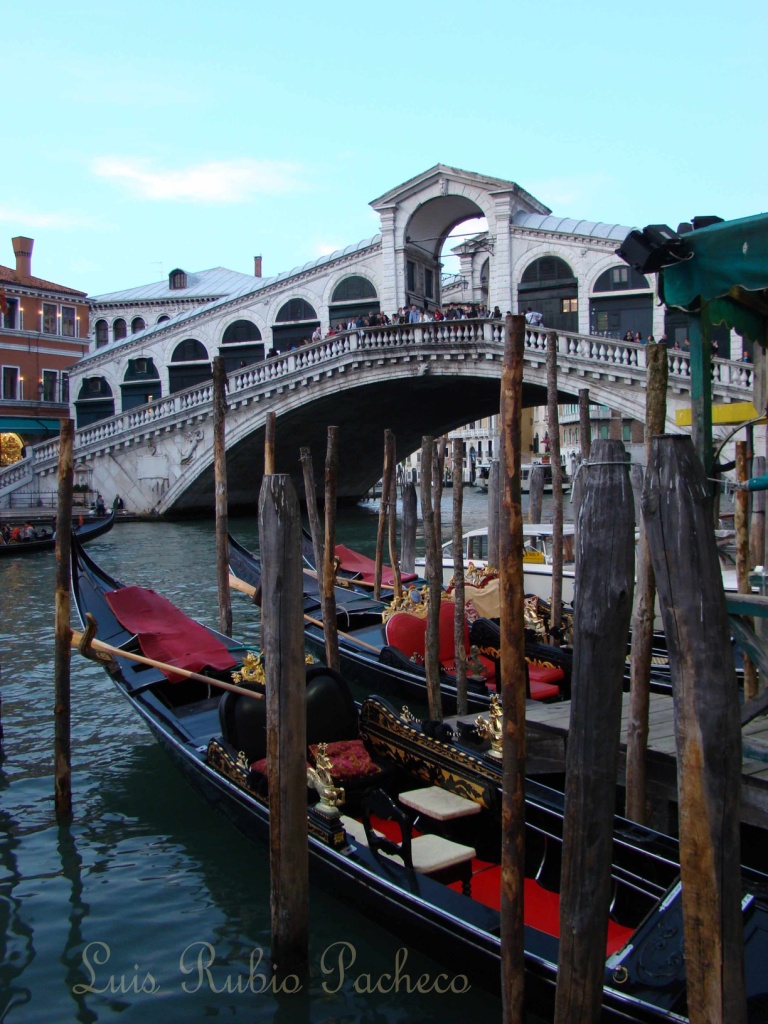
left=0, top=488, right=564, bottom=1022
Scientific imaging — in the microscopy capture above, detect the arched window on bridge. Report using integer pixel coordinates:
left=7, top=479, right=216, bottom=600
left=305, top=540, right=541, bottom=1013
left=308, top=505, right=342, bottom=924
left=113, top=318, right=127, bottom=342
left=94, top=319, right=109, bottom=348
left=590, top=265, right=653, bottom=339
left=121, top=357, right=161, bottom=412
left=75, top=377, right=115, bottom=428
left=157, top=314, right=171, bottom=325
left=169, top=339, right=212, bottom=393
left=518, top=256, right=578, bottom=332
left=329, top=276, right=379, bottom=329
left=272, top=299, right=319, bottom=353
left=131, top=316, right=146, bottom=334
left=220, top=319, right=264, bottom=371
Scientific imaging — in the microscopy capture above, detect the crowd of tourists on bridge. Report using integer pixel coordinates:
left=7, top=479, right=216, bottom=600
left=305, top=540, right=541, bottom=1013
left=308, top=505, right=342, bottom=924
left=319, top=302, right=503, bottom=340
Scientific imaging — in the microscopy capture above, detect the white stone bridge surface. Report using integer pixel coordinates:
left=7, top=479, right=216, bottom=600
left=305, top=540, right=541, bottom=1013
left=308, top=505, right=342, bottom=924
left=0, top=321, right=753, bottom=515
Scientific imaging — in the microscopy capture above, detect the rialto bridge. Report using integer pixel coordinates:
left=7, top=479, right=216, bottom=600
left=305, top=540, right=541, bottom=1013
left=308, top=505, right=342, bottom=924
left=0, top=321, right=753, bottom=514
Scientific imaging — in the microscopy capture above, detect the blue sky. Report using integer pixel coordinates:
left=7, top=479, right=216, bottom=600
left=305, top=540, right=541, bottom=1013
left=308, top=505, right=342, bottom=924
left=2, top=0, right=765, bottom=297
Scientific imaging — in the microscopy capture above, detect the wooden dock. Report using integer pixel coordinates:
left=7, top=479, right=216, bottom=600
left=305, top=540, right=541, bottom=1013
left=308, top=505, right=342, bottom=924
left=525, top=693, right=768, bottom=831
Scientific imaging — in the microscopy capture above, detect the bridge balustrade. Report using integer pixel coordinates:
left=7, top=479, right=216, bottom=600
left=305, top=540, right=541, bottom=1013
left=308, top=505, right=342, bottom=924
left=0, top=318, right=754, bottom=504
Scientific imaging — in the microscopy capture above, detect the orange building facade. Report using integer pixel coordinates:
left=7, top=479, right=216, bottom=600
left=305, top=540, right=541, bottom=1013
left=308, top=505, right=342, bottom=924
left=0, top=236, right=89, bottom=465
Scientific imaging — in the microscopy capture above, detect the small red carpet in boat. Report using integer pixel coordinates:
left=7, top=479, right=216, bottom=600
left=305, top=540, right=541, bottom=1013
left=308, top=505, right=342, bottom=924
left=449, top=866, right=634, bottom=956
left=106, top=586, right=237, bottom=682
left=335, top=545, right=418, bottom=587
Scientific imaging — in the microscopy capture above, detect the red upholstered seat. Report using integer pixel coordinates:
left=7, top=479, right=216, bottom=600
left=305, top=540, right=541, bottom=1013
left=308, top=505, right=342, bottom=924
left=527, top=661, right=563, bottom=701
left=335, top=545, right=417, bottom=586
left=384, top=612, right=427, bottom=662
left=384, top=605, right=496, bottom=686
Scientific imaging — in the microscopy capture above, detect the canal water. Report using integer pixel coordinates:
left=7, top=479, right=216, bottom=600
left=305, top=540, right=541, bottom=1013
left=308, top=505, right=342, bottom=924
left=0, top=486, right=565, bottom=1023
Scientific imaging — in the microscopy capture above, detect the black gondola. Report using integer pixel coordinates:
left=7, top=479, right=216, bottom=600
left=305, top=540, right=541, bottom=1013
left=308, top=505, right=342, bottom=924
left=0, top=511, right=115, bottom=558
left=71, top=536, right=768, bottom=1022
left=229, top=533, right=571, bottom=713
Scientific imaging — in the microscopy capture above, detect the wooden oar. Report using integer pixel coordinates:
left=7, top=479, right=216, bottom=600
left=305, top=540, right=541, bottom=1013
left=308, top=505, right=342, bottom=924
left=229, top=573, right=382, bottom=655
left=70, top=627, right=264, bottom=700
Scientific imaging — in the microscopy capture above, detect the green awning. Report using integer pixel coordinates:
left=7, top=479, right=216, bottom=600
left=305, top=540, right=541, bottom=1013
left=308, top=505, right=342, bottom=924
left=658, top=213, right=768, bottom=343
left=0, top=417, right=62, bottom=434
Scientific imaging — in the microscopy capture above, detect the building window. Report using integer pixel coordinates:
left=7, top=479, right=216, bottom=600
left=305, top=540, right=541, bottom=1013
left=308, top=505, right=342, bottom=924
left=4, top=298, right=18, bottom=330
left=407, top=261, right=415, bottom=292
left=42, top=369, right=58, bottom=402
left=113, top=318, right=127, bottom=341
left=275, top=298, right=317, bottom=322
left=3, top=366, right=20, bottom=399
left=171, top=339, right=208, bottom=362
left=157, top=315, right=171, bottom=324
left=61, top=306, right=76, bottom=337
left=593, top=265, right=649, bottom=292
left=89, top=378, right=102, bottom=393
left=61, top=372, right=70, bottom=403
left=43, top=303, right=57, bottom=334
left=595, top=311, right=608, bottom=332
left=425, top=269, right=434, bottom=299
left=169, top=269, right=188, bottom=290
left=331, top=276, right=377, bottom=302
left=131, top=316, right=146, bottom=334
left=612, top=267, right=629, bottom=286
left=622, top=423, right=631, bottom=442
left=95, top=319, right=109, bottom=347
left=561, top=298, right=578, bottom=313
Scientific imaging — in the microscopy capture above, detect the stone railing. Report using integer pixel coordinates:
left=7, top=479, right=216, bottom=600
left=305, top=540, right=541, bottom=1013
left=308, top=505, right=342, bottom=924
left=0, top=319, right=753, bottom=498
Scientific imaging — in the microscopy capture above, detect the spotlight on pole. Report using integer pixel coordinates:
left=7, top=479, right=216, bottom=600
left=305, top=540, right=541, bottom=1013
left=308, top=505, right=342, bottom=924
left=615, top=224, right=691, bottom=276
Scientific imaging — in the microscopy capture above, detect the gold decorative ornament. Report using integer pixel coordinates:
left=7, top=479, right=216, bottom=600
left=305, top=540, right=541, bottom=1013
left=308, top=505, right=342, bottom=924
left=475, top=694, right=503, bottom=759
left=306, top=742, right=345, bottom=815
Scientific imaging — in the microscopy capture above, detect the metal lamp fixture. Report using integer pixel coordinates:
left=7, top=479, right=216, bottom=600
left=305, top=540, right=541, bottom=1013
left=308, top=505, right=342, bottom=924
left=615, top=224, right=691, bottom=275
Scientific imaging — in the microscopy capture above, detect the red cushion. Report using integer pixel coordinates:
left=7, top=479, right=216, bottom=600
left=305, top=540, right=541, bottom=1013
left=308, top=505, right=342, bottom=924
left=309, top=739, right=382, bottom=781
left=251, top=757, right=268, bottom=773
left=385, top=612, right=427, bottom=660
left=527, top=662, right=564, bottom=685
left=438, top=601, right=469, bottom=661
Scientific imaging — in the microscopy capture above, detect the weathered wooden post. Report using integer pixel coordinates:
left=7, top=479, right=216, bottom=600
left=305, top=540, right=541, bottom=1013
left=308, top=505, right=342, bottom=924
left=420, top=435, right=442, bottom=721
left=401, top=480, right=417, bottom=573
left=528, top=464, right=544, bottom=524
left=433, top=437, right=446, bottom=552
left=386, top=431, right=402, bottom=601
left=498, top=314, right=527, bottom=1024
left=736, top=440, right=758, bottom=702
left=452, top=437, right=468, bottom=715
left=374, top=430, right=394, bottom=601
left=546, top=331, right=564, bottom=642
left=571, top=388, right=592, bottom=524
left=213, top=356, right=232, bottom=637
left=626, top=341, right=667, bottom=825
left=554, top=438, right=635, bottom=1024
left=579, top=388, right=592, bottom=461
left=54, top=418, right=75, bottom=818
left=264, top=411, right=276, bottom=475
left=643, top=435, right=747, bottom=1024
left=300, top=447, right=324, bottom=577
left=259, top=474, right=309, bottom=973
left=323, top=427, right=340, bottom=672
left=750, top=455, right=766, bottom=571
left=487, top=459, right=500, bottom=569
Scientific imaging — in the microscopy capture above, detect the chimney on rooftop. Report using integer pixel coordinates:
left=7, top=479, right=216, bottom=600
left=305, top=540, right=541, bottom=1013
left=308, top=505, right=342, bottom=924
left=254, top=255, right=262, bottom=278
left=12, top=236, right=34, bottom=279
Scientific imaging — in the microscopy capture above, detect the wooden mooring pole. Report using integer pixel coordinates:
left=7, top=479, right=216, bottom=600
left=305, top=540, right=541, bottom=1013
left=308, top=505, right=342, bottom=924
left=264, top=411, right=276, bottom=476
left=487, top=459, right=500, bottom=569
left=213, top=356, right=232, bottom=637
left=452, top=437, right=468, bottom=715
left=527, top=465, right=544, bottom=525
left=259, top=473, right=308, bottom=973
left=386, top=431, right=403, bottom=601
left=643, top=435, right=746, bottom=1023
left=300, top=447, right=324, bottom=579
left=374, top=430, right=393, bottom=601
left=736, top=440, right=759, bottom=702
left=571, top=387, right=592, bottom=524
left=546, top=331, right=564, bottom=642
left=400, top=479, right=417, bottom=574
left=626, top=341, right=667, bottom=824
left=323, top=427, right=340, bottom=672
left=554, top=439, right=635, bottom=1024
left=54, top=418, right=75, bottom=819
left=498, top=314, right=527, bottom=1024
left=420, top=435, right=442, bottom=721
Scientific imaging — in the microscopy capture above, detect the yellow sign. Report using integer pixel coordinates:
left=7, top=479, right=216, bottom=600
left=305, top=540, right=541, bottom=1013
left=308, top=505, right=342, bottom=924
left=675, top=401, right=762, bottom=427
